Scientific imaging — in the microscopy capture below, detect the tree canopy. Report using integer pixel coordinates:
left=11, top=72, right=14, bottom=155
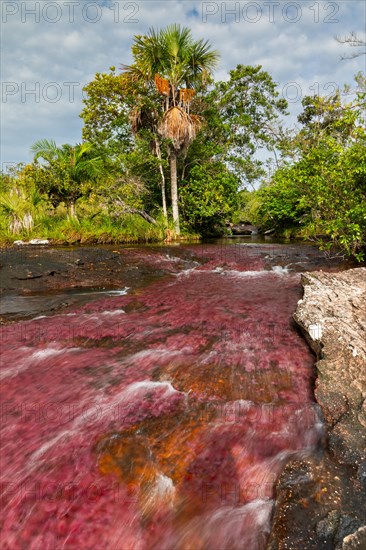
left=1, top=25, right=365, bottom=260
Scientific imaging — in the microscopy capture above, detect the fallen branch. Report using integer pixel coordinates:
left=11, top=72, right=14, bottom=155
left=115, top=198, right=157, bottom=225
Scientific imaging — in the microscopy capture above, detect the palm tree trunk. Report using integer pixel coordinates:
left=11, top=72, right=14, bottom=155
left=68, top=201, right=77, bottom=218
left=170, top=149, right=180, bottom=235
left=155, top=141, right=167, bottom=221
left=159, top=162, right=168, bottom=220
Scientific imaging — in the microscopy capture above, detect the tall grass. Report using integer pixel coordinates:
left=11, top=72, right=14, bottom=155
left=0, top=203, right=191, bottom=245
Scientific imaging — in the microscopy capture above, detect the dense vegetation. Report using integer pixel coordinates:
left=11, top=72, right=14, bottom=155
left=247, top=75, right=366, bottom=261
left=1, top=25, right=365, bottom=259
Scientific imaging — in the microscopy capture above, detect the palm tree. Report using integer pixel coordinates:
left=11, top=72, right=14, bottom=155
left=123, top=24, right=219, bottom=234
left=31, top=140, right=103, bottom=217
left=127, top=96, right=168, bottom=221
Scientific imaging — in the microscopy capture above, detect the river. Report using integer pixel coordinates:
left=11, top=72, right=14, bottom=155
left=0, top=240, right=351, bottom=549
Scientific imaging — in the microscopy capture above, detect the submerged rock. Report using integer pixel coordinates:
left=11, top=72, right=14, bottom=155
left=231, top=223, right=258, bottom=235
left=269, top=267, right=366, bottom=549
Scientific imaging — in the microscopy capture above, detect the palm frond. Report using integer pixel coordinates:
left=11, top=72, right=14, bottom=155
left=123, top=24, right=220, bottom=92
left=30, top=139, right=58, bottom=162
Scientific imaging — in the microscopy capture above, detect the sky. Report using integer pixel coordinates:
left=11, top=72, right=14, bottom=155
left=1, top=0, right=365, bottom=170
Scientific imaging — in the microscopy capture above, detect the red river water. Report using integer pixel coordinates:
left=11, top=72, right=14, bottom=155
left=1, top=242, right=336, bottom=549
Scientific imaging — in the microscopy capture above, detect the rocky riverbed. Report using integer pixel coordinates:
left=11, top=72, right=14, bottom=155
left=1, top=244, right=364, bottom=548
left=268, top=268, right=366, bottom=549
left=0, top=245, right=178, bottom=323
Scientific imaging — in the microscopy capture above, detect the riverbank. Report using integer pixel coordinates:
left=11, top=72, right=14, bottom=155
left=269, top=268, right=366, bottom=549
left=0, top=209, right=202, bottom=248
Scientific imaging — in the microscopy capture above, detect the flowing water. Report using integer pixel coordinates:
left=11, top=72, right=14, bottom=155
left=0, top=242, right=348, bottom=549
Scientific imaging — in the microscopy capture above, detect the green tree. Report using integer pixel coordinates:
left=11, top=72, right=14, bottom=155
left=81, top=67, right=169, bottom=219
left=30, top=140, right=104, bottom=217
left=122, top=24, right=220, bottom=234
left=215, top=65, right=288, bottom=187
left=0, top=164, right=46, bottom=235
left=180, top=162, right=238, bottom=235
left=81, top=67, right=133, bottom=154
left=256, top=75, right=366, bottom=259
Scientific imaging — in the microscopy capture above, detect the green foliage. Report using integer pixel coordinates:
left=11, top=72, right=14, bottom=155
left=30, top=140, right=105, bottom=212
left=43, top=212, right=166, bottom=244
left=80, top=53, right=290, bottom=235
left=122, top=24, right=220, bottom=234
left=2, top=26, right=365, bottom=258
left=0, top=161, right=170, bottom=244
left=0, top=164, right=50, bottom=237
left=127, top=24, right=219, bottom=92
left=180, top=162, right=238, bottom=235
left=80, top=67, right=133, bottom=153
left=255, top=77, right=366, bottom=260
left=232, top=189, right=261, bottom=224
left=255, top=165, right=309, bottom=230
left=215, top=65, right=288, bottom=186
